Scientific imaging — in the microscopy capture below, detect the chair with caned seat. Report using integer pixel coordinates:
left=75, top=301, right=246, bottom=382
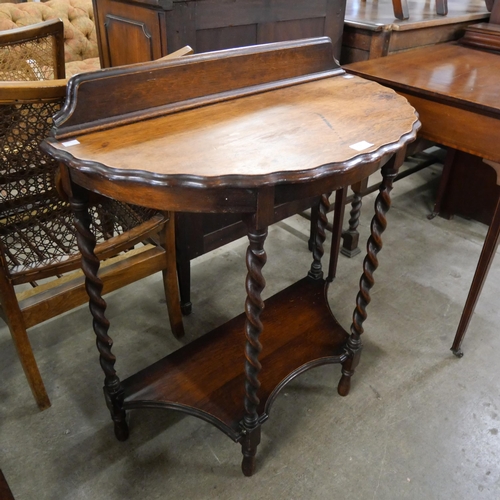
left=0, top=19, right=184, bottom=411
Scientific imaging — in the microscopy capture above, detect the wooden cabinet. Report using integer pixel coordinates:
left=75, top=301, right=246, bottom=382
left=93, top=0, right=169, bottom=67
left=93, top=0, right=347, bottom=68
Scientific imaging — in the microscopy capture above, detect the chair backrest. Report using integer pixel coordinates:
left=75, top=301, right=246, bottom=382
left=0, top=41, right=195, bottom=280
left=0, top=19, right=66, bottom=81
left=0, top=19, right=70, bottom=277
left=0, top=80, right=68, bottom=277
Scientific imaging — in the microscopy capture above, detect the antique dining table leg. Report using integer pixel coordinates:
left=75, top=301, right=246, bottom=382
left=69, top=183, right=129, bottom=441
left=451, top=194, right=500, bottom=357
left=240, top=214, right=268, bottom=477
left=339, top=150, right=405, bottom=396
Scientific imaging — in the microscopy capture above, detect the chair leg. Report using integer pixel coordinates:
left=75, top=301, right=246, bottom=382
left=160, top=213, right=185, bottom=339
left=0, top=269, right=50, bottom=410
left=392, top=0, right=410, bottom=19
left=436, top=0, right=448, bottom=15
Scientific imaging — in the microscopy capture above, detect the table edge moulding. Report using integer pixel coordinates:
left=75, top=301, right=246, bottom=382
left=41, top=37, right=420, bottom=476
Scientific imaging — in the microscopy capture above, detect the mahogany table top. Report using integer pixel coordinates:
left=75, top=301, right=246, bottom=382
left=345, top=42, right=500, bottom=115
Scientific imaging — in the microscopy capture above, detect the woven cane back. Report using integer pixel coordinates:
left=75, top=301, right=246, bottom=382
left=0, top=20, right=66, bottom=81
left=1, top=34, right=58, bottom=80
left=0, top=21, right=157, bottom=282
left=0, top=93, right=158, bottom=281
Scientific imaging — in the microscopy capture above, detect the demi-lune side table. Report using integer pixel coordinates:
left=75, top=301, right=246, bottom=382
left=42, top=37, right=419, bottom=476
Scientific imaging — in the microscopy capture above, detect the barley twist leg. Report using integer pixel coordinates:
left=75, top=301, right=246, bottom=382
left=308, top=192, right=331, bottom=280
left=70, top=189, right=128, bottom=441
left=240, top=223, right=267, bottom=477
left=341, top=187, right=363, bottom=258
left=338, top=163, right=398, bottom=396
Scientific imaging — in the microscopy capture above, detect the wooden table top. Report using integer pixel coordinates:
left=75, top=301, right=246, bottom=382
left=345, top=43, right=500, bottom=115
left=47, top=75, right=418, bottom=189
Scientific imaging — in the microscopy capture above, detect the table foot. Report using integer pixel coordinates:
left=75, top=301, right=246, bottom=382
left=181, top=301, right=192, bottom=316
left=451, top=347, right=464, bottom=358
left=338, top=371, right=353, bottom=396
left=114, top=418, right=129, bottom=441
left=338, top=347, right=361, bottom=397
left=241, top=427, right=261, bottom=477
left=340, top=244, right=361, bottom=258
left=104, top=387, right=129, bottom=441
left=241, top=455, right=256, bottom=477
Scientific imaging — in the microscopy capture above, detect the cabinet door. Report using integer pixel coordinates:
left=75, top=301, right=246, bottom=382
left=93, top=0, right=168, bottom=68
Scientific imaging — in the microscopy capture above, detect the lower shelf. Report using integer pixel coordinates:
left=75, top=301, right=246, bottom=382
left=121, top=276, right=350, bottom=441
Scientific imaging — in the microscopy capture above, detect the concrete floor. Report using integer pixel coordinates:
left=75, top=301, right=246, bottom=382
left=1, top=159, right=499, bottom=499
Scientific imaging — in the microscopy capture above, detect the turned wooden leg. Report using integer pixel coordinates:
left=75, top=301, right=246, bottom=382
left=341, top=180, right=365, bottom=258
left=308, top=192, right=331, bottom=280
left=0, top=266, right=50, bottom=410
left=70, top=184, right=128, bottom=441
left=241, top=427, right=261, bottom=477
left=339, top=150, right=404, bottom=396
left=308, top=203, right=319, bottom=252
left=159, top=212, right=185, bottom=339
left=240, top=218, right=268, bottom=477
left=451, top=194, right=500, bottom=357
left=338, top=348, right=362, bottom=397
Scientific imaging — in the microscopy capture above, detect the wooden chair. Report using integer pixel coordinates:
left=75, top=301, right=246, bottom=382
left=391, top=0, right=448, bottom=20
left=0, top=20, right=184, bottom=411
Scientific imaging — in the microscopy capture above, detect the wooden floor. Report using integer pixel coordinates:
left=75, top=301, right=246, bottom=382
left=341, top=0, right=490, bottom=62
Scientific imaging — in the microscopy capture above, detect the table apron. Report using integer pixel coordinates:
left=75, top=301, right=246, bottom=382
left=401, top=93, right=500, bottom=164
left=68, top=157, right=388, bottom=214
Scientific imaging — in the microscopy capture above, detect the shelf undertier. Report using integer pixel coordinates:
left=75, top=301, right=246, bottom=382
left=121, top=276, right=350, bottom=440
